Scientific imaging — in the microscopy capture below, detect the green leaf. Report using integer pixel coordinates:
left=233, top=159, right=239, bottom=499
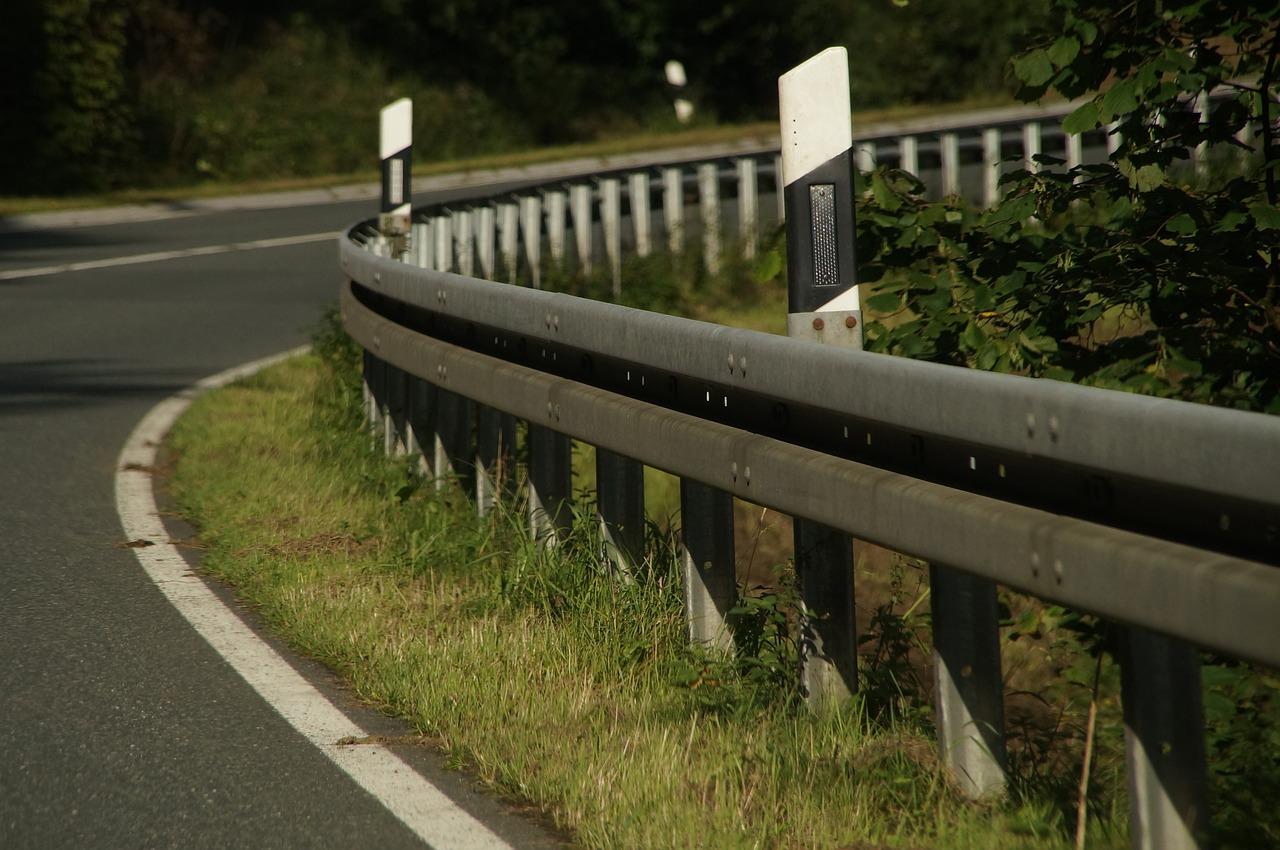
left=1075, top=19, right=1098, bottom=45
left=1214, top=210, right=1248, bottom=232
left=871, top=171, right=901, bottom=212
left=865, top=292, right=903, bottom=313
left=1013, top=49, right=1054, bottom=87
left=1117, top=158, right=1164, bottom=191
left=751, top=249, right=783, bottom=283
left=1062, top=101, right=1099, bottom=135
left=961, top=321, right=986, bottom=350
left=1248, top=202, right=1280, bottom=230
left=1048, top=37, right=1080, bottom=68
left=1099, top=79, right=1138, bottom=122
left=1165, top=213, right=1196, bottom=235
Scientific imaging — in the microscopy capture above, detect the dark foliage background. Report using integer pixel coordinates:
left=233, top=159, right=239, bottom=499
left=0, top=0, right=1046, bottom=194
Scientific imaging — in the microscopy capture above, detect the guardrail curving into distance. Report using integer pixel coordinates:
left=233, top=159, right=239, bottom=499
left=340, top=51, right=1276, bottom=850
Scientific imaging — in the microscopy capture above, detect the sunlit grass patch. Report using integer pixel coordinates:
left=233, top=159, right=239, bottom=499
left=166, top=331, right=1126, bottom=848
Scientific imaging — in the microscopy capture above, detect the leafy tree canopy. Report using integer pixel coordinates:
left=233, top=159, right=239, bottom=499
left=861, top=0, right=1280, bottom=413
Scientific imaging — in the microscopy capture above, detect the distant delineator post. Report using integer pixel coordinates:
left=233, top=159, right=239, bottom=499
left=379, top=98, right=413, bottom=257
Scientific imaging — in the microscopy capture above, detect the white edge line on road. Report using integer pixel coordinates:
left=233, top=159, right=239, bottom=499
left=114, top=347, right=514, bottom=850
left=0, top=231, right=337, bottom=281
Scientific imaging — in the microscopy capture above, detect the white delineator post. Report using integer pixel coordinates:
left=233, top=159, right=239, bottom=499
left=778, top=48, right=860, bottom=710
left=665, top=60, right=694, bottom=124
left=379, top=98, right=413, bottom=258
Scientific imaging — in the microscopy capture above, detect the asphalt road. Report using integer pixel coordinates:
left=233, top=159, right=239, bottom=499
left=0, top=183, right=559, bottom=848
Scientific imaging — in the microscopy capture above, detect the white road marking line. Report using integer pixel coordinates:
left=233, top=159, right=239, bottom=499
left=0, top=231, right=335, bottom=281
left=115, top=348, right=514, bottom=850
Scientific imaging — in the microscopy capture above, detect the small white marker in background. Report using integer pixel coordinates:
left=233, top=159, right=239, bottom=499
left=665, top=60, right=694, bottom=124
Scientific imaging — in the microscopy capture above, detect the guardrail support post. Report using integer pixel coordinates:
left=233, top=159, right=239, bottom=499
left=405, top=375, right=435, bottom=474
left=929, top=565, right=1007, bottom=798
left=433, top=214, right=453, bottom=272
left=454, top=210, right=474, bottom=278
left=898, top=135, right=919, bottom=175
left=1023, top=121, right=1042, bottom=173
left=1065, top=130, right=1083, bottom=172
left=662, top=167, right=684, bottom=254
left=386, top=364, right=408, bottom=457
left=940, top=131, right=960, bottom=198
left=433, top=388, right=473, bottom=494
left=596, top=449, right=645, bottom=573
left=520, top=195, right=543, bottom=289
left=528, top=425, right=572, bottom=542
left=570, top=184, right=593, bottom=275
left=736, top=158, right=758, bottom=259
left=411, top=220, right=430, bottom=268
left=476, top=207, right=496, bottom=280
left=1119, top=627, right=1208, bottom=850
left=545, top=189, right=567, bottom=268
left=475, top=405, right=515, bottom=516
left=600, top=177, right=622, bottom=299
left=697, top=162, right=721, bottom=275
left=498, top=201, right=519, bottom=283
left=680, top=479, right=735, bottom=652
left=982, top=128, right=1002, bottom=208
left=1107, top=121, right=1122, bottom=156
left=629, top=172, right=652, bottom=259
left=855, top=141, right=875, bottom=174
left=779, top=47, right=860, bottom=709
left=362, top=349, right=382, bottom=435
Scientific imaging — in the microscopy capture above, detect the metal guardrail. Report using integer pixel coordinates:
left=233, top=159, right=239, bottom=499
left=342, top=82, right=1275, bottom=850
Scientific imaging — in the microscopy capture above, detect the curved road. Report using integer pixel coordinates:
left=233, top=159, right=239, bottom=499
left=0, top=180, right=560, bottom=848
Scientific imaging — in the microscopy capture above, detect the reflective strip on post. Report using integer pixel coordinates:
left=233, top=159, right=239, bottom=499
left=379, top=98, right=413, bottom=255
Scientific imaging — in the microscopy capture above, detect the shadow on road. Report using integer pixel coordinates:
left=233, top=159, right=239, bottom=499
left=0, top=358, right=198, bottom=415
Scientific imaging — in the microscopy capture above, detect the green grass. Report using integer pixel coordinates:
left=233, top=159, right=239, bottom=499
left=0, top=95, right=1019, bottom=218
left=166, top=328, right=1129, bottom=849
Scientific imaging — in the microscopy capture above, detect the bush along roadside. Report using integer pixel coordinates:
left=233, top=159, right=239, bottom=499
left=168, top=311, right=1154, bottom=850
